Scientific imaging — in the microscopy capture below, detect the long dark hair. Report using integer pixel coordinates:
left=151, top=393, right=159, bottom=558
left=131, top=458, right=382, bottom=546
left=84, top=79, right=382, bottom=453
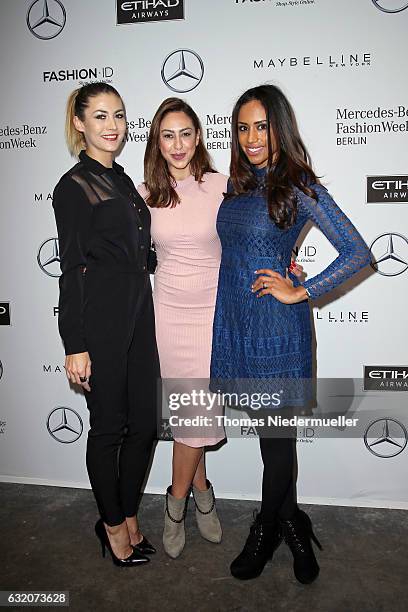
left=144, top=97, right=216, bottom=208
left=229, top=84, right=318, bottom=229
left=65, top=82, right=123, bottom=156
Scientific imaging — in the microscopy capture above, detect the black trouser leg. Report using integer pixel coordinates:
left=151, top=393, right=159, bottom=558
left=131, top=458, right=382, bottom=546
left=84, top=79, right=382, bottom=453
left=85, top=355, right=128, bottom=526
left=259, top=435, right=297, bottom=520
left=85, top=277, right=159, bottom=526
left=256, top=408, right=298, bottom=521
left=119, top=291, right=160, bottom=518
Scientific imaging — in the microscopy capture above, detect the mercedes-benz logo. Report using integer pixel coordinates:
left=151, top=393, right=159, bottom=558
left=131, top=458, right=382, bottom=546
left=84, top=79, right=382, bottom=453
left=37, top=238, right=61, bottom=277
left=47, top=407, right=83, bottom=444
left=369, top=232, right=408, bottom=277
left=161, top=49, right=204, bottom=93
left=372, top=0, right=408, bottom=12
left=364, top=418, right=407, bottom=458
left=27, top=0, right=66, bottom=40
left=0, top=360, right=3, bottom=381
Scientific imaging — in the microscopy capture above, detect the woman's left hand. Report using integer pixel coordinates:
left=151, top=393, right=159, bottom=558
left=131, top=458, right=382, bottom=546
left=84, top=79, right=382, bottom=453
left=252, top=268, right=308, bottom=304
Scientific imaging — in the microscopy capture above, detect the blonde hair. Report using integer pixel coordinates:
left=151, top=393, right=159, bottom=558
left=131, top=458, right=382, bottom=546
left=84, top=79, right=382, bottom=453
left=65, top=89, right=85, bottom=157
left=64, top=82, right=124, bottom=157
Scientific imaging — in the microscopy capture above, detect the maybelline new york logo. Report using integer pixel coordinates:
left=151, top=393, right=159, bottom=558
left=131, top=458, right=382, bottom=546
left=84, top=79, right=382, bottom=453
left=372, top=0, right=408, bottom=12
left=47, top=407, right=83, bottom=444
left=315, top=309, right=369, bottom=324
left=161, top=49, right=204, bottom=93
left=27, top=0, right=66, bottom=40
left=117, top=0, right=184, bottom=24
left=367, top=176, right=408, bottom=203
left=369, top=233, right=408, bottom=276
left=364, top=418, right=407, bottom=458
left=253, top=52, right=371, bottom=70
left=37, top=238, right=61, bottom=277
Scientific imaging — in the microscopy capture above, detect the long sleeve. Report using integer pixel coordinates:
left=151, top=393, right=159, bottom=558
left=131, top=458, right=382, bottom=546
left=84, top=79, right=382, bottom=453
left=52, top=175, right=93, bottom=355
left=296, top=184, right=371, bottom=299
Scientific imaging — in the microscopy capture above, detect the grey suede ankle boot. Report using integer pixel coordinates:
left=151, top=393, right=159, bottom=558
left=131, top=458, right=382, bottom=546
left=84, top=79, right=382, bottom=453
left=192, top=479, right=222, bottom=544
left=163, top=486, right=188, bottom=559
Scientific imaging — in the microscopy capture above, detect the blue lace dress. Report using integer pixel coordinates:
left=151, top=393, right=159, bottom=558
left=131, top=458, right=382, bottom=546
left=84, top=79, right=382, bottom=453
left=210, top=168, right=371, bottom=407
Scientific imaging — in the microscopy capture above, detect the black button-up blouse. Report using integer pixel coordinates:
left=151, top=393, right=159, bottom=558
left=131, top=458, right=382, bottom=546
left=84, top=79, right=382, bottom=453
left=52, top=150, right=150, bottom=356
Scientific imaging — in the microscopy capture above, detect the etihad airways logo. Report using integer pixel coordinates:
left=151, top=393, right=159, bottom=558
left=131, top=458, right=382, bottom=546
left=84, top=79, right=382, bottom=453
left=117, top=0, right=184, bottom=24
left=367, top=176, right=408, bottom=203
left=364, top=366, right=408, bottom=391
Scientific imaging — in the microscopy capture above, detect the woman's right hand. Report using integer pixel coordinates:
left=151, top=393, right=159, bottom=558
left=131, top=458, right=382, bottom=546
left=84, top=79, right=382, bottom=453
left=65, top=352, right=92, bottom=392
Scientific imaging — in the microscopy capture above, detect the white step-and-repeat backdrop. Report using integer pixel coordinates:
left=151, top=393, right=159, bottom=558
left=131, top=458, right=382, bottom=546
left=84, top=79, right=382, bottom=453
left=0, top=0, right=407, bottom=508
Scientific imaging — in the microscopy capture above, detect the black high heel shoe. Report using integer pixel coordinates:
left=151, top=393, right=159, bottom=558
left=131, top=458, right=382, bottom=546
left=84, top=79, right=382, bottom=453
left=280, top=509, right=322, bottom=584
left=230, top=510, right=282, bottom=580
left=95, top=519, right=149, bottom=567
left=132, top=535, right=156, bottom=555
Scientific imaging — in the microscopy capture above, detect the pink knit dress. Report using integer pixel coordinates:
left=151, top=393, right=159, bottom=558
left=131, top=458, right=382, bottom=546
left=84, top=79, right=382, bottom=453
left=137, top=172, right=227, bottom=447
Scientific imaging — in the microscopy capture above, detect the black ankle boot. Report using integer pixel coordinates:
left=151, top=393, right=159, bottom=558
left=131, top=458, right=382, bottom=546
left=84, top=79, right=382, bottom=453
left=280, top=509, right=322, bottom=584
left=230, top=511, right=282, bottom=580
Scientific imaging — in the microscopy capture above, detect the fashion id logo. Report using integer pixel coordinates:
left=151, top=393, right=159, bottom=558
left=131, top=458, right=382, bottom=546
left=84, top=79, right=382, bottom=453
left=43, top=67, right=114, bottom=84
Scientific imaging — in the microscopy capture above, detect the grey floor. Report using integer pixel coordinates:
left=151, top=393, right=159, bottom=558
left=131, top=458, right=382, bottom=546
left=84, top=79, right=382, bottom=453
left=1, top=483, right=407, bottom=612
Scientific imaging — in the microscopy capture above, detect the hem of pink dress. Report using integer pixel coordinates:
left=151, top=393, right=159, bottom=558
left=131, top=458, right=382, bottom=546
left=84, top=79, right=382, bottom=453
left=172, top=435, right=226, bottom=448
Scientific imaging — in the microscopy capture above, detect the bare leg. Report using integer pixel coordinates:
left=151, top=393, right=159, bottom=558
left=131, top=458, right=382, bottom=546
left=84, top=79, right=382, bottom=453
left=125, top=516, right=143, bottom=546
left=192, top=452, right=208, bottom=491
left=171, top=441, right=204, bottom=498
left=104, top=520, right=133, bottom=559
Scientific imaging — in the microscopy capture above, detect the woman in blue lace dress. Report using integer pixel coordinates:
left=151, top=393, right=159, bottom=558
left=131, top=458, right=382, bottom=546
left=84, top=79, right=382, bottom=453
left=210, top=85, right=371, bottom=584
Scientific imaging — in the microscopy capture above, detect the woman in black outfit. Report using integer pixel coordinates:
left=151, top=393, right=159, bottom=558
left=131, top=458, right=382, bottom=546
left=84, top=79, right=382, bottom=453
left=52, top=82, right=160, bottom=566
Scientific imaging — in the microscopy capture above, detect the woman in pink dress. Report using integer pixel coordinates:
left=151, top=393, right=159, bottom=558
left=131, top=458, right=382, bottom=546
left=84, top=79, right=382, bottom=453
left=137, top=98, right=226, bottom=558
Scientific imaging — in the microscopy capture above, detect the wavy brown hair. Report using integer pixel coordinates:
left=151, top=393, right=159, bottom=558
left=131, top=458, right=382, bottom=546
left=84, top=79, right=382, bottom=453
left=144, top=97, right=216, bottom=208
left=229, top=85, right=318, bottom=229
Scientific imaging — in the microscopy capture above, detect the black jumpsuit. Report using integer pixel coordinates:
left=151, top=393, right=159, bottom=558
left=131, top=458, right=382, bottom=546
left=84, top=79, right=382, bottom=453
left=53, top=151, right=160, bottom=526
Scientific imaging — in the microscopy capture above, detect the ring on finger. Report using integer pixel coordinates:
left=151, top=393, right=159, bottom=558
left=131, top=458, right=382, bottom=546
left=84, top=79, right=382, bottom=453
left=263, top=282, right=267, bottom=289
left=79, top=376, right=88, bottom=383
